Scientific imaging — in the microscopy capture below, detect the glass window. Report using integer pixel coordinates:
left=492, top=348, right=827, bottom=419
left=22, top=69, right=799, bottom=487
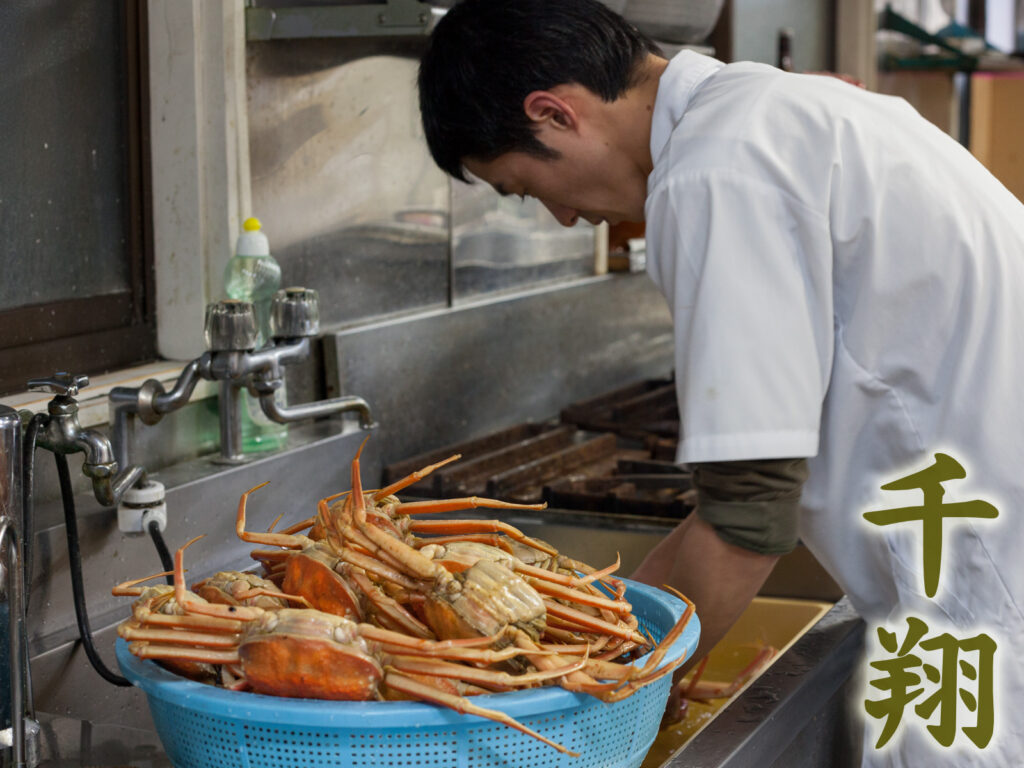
left=0, top=0, right=153, bottom=395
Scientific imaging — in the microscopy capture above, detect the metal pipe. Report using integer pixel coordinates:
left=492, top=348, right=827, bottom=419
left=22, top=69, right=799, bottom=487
left=149, top=360, right=204, bottom=414
left=218, top=382, right=245, bottom=464
left=244, top=338, right=309, bottom=373
left=0, top=520, right=25, bottom=768
left=109, top=360, right=203, bottom=468
left=1, top=404, right=35, bottom=768
left=258, top=391, right=375, bottom=430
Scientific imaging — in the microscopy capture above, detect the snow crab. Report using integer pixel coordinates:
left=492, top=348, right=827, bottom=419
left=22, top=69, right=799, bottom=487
left=118, top=536, right=585, bottom=755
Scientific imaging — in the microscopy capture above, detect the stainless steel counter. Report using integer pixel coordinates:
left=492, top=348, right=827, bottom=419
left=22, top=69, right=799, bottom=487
left=35, top=507, right=862, bottom=768
left=17, top=712, right=171, bottom=768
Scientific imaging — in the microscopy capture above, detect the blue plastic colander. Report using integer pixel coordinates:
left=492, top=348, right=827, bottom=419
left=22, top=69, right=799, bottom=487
left=116, top=578, right=699, bottom=768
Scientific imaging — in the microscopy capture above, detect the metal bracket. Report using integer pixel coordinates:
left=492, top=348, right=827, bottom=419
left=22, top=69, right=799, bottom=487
left=878, top=5, right=978, bottom=72
left=246, top=1, right=432, bottom=41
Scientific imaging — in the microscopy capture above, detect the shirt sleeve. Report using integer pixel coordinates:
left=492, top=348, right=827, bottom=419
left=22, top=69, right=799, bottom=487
left=693, top=457, right=808, bottom=555
left=645, top=168, right=834, bottom=464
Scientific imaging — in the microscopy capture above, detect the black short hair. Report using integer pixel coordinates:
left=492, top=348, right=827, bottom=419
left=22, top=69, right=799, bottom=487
left=418, top=0, right=660, bottom=182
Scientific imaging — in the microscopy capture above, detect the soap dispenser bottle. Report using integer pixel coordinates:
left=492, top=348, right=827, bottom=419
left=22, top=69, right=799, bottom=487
left=224, top=217, right=288, bottom=452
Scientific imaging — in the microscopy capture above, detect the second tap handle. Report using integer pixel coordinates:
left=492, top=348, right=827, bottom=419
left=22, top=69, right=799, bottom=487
left=271, top=287, right=320, bottom=339
left=27, top=372, right=89, bottom=398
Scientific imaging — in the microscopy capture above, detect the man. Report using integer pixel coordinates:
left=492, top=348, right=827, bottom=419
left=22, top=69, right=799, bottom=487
left=418, top=1, right=1024, bottom=765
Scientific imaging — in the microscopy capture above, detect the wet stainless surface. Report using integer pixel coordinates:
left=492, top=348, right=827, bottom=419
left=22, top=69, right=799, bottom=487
left=30, top=712, right=171, bottom=768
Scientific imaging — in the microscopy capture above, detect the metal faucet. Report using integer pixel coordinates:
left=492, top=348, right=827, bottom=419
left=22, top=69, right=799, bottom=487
left=110, top=287, right=374, bottom=465
left=27, top=374, right=146, bottom=508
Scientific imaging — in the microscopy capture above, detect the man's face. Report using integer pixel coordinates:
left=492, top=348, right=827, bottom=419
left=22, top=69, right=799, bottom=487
left=463, top=131, right=648, bottom=227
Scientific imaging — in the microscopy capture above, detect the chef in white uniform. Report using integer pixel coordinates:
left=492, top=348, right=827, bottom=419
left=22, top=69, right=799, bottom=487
left=418, top=1, right=1024, bottom=764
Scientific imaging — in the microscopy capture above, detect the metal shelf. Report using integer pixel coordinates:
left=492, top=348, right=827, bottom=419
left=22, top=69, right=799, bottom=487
left=246, top=1, right=433, bottom=40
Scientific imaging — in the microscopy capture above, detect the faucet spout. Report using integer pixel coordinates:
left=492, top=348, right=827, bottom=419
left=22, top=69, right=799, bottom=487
left=85, top=464, right=147, bottom=509
left=258, top=392, right=375, bottom=430
left=28, top=374, right=150, bottom=508
left=73, top=427, right=116, bottom=467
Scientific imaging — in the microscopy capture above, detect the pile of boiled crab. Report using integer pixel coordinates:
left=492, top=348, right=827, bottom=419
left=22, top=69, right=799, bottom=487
left=114, top=441, right=695, bottom=755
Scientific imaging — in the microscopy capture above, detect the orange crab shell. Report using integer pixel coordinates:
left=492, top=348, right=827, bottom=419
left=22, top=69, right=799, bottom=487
left=239, top=633, right=383, bottom=700
left=280, top=548, right=362, bottom=619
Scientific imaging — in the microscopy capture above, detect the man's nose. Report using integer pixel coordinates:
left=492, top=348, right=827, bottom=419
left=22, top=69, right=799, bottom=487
left=541, top=200, right=579, bottom=227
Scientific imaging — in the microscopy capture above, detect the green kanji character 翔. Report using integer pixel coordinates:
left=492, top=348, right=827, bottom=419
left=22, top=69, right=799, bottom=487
left=867, top=617, right=997, bottom=750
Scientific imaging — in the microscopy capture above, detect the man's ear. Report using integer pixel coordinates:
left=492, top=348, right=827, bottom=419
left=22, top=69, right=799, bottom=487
left=523, top=91, right=578, bottom=131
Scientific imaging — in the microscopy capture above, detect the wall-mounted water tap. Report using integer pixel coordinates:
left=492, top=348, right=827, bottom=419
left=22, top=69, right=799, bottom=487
left=28, top=374, right=146, bottom=508
left=110, top=287, right=374, bottom=466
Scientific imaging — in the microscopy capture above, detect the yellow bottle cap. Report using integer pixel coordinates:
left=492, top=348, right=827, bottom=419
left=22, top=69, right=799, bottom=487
left=243, top=217, right=262, bottom=232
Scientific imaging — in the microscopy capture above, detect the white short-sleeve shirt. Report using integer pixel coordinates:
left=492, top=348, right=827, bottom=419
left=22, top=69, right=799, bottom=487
left=646, top=52, right=1024, bottom=764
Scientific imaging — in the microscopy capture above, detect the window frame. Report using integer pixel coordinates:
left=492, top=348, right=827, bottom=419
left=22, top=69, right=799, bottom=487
left=0, top=0, right=155, bottom=395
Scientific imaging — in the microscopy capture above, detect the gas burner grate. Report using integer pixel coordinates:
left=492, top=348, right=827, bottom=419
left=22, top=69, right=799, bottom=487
left=560, top=377, right=679, bottom=442
left=383, top=377, right=692, bottom=518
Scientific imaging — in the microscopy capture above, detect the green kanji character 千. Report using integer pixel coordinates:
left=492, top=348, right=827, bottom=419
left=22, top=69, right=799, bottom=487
left=863, top=453, right=998, bottom=597
left=866, top=617, right=997, bottom=750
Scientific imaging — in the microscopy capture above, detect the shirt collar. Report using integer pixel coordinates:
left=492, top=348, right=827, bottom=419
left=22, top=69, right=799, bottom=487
left=649, top=51, right=726, bottom=165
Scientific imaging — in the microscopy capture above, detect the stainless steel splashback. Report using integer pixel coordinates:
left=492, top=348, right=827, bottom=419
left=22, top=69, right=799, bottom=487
left=327, top=273, right=675, bottom=464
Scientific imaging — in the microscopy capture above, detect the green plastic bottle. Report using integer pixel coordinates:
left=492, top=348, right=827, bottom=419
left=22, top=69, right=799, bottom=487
left=224, top=217, right=288, bottom=452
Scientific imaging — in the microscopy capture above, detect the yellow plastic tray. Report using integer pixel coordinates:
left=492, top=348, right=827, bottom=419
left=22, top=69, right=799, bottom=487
left=642, top=596, right=833, bottom=766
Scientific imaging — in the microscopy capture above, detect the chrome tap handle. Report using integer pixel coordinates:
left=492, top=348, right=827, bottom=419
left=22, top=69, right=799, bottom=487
left=204, top=300, right=259, bottom=352
left=27, top=372, right=89, bottom=398
left=271, top=287, right=320, bottom=339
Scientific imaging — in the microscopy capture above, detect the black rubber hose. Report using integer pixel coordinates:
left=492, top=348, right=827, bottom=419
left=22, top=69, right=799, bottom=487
left=21, top=413, right=45, bottom=609
left=147, top=518, right=174, bottom=585
left=54, top=452, right=131, bottom=687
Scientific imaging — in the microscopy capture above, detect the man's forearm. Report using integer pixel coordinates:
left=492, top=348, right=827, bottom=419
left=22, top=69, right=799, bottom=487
left=631, top=513, right=779, bottom=673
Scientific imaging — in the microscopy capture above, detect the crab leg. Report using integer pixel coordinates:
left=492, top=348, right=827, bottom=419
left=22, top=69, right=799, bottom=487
left=277, top=517, right=316, bottom=536
left=131, top=642, right=241, bottom=665
left=382, top=671, right=578, bottom=756
left=510, top=630, right=623, bottom=695
left=237, top=482, right=307, bottom=549
left=118, top=622, right=241, bottom=648
left=413, top=533, right=516, bottom=554
left=543, top=600, right=647, bottom=644
left=506, top=556, right=622, bottom=590
left=559, top=555, right=626, bottom=595
left=347, top=570, right=435, bottom=640
left=626, top=588, right=696, bottom=679
left=229, top=585, right=309, bottom=607
left=372, top=454, right=462, bottom=500
left=357, top=624, right=500, bottom=651
left=387, top=650, right=586, bottom=688
left=683, top=645, right=776, bottom=701
left=169, top=536, right=265, bottom=622
left=112, top=570, right=176, bottom=596
left=409, top=519, right=557, bottom=557
left=525, top=578, right=632, bottom=615
left=132, top=607, right=247, bottom=633
left=391, top=497, right=546, bottom=516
